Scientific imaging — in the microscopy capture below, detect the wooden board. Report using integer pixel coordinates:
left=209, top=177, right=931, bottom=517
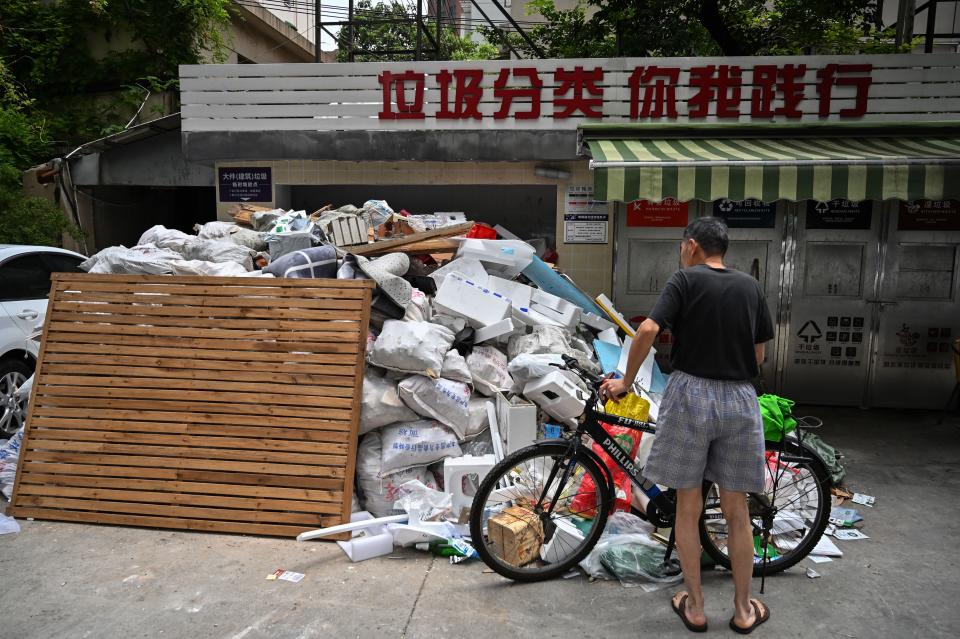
left=8, top=273, right=374, bottom=538
left=348, top=222, right=474, bottom=256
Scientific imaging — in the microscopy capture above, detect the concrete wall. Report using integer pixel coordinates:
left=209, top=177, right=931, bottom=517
left=213, top=158, right=614, bottom=298
left=225, top=3, right=316, bottom=64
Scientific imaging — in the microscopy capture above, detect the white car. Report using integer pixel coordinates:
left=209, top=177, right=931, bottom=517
left=1, top=245, right=86, bottom=436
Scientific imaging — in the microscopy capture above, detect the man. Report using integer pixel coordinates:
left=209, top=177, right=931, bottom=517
left=601, top=217, right=774, bottom=634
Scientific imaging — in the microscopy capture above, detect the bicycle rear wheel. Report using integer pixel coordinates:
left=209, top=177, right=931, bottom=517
left=699, top=439, right=830, bottom=576
left=469, top=443, right=611, bottom=582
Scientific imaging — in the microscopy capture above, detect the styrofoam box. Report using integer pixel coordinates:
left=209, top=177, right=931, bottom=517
left=495, top=391, right=538, bottom=454
left=529, top=289, right=581, bottom=330
left=523, top=370, right=586, bottom=424
left=540, top=518, right=586, bottom=564
left=434, top=273, right=511, bottom=328
left=456, top=239, right=535, bottom=279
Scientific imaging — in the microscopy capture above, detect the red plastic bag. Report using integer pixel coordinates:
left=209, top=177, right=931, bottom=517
left=466, top=223, right=497, bottom=239
left=570, top=426, right=642, bottom=518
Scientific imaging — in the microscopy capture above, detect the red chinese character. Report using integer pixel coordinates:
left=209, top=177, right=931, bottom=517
left=751, top=64, right=806, bottom=118
left=628, top=66, right=680, bottom=119
left=436, top=69, right=483, bottom=120
left=688, top=65, right=742, bottom=118
left=378, top=71, right=426, bottom=120
left=493, top=68, right=543, bottom=120
left=816, top=64, right=873, bottom=118
left=553, top=66, right=604, bottom=119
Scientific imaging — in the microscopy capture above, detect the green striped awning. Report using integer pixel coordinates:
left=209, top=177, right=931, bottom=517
left=586, top=136, right=960, bottom=203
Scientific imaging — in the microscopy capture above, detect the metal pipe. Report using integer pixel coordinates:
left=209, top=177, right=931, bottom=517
left=925, top=0, right=939, bottom=52
left=467, top=0, right=522, bottom=58
left=487, top=0, right=545, bottom=58
left=314, top=0, right=322, bottom=61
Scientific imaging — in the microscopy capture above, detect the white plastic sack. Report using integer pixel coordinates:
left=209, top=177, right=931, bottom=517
left=180, top=238, right=254, bottom=270
left=466, top=346, right=512, bottom=397
left=0, top=426, right=25, bottom=500
left=398, top=376, right=471, bottom=439
left=430, top=313, right=467, bottom=335
left=403, top=288, right=431, bottom=323
left=360, top=371, right=418, bottom=434
left=508, top=325, right=600, bottom=375
left=137, top=225, right=192, bottom=252
left=507, top=353, right=565, bottom=387
left=464, top=398, right=491, bottom=441
left=369, top=320, right=455, bottom=378
left=380, top=420, right=462, bottom=475
left=195, top=221, right=267, bottom=251
left=168, top=259, right=249, bottom=277
left=81, top=244, right=180, bottom=275
left=356, top=432, right=437, bottom=518
left=440, top=350, right=472, bottom=384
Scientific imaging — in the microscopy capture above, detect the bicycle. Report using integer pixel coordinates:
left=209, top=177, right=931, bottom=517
left=469, top=354, right=831, bottom=587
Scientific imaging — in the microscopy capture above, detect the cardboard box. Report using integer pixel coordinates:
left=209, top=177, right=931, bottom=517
left=487, top=506, right=544, bottom=567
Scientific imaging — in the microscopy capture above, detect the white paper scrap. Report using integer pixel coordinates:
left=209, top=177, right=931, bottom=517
left=852, top=493, right=875, bottom=507
left=0, top=514, right=20, bottom=535
left=833, top=529, right=869, bottom=541
left=811, top=535, right=843, bottom=557
left=808, top=555, right=834, bottom=564
left=266, top=569, right=305, bottom=583
left=806, top=567, right=821, bottom=579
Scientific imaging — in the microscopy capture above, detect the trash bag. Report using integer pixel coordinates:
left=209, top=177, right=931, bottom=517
left=81, top=244, right=180, bottom=274
left=507, top=353, right=565, bottom=387
left=356, top=431, right=438, bottom=517
left=369, top=320, right=455, bottom=378
left=180, top=238, right=255, bottom=270
left=398, top=376, right=471, bottom=439
left=137, top=225, right=192, bottom=253
left=380, top=420, right=462, bottom=475
left=798, top=432, right=846, bottom=486
left=508, top=325, right=599, bottom=375
left=580, top=512, right=679, bottom=589
left=359, top=371, right=419, bottom=434
left=466, top=346, right=512, bottom=397
left=194, top=221, right=267, bottom=251
left=758, top=394, right=798, bottom=442
left=440, top=350, right=472, bottom=384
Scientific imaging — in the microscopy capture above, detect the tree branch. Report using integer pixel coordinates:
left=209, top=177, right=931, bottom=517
left=696, top=0, right=747, bottom=56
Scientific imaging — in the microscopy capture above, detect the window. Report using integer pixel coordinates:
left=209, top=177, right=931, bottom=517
left=0, top=254, right=54, bottom=301
left=42, top=253, right=84, bottom=275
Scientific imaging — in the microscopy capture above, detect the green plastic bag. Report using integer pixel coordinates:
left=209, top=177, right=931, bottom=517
left=758, top=394, right=797, bottom=442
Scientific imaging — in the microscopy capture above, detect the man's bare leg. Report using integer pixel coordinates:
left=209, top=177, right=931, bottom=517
left=673, top=486, right=707, bottom=626
left=719, top=488, right=761, bottom=629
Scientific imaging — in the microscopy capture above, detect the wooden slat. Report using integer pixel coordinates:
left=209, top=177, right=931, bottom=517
left=9, top=274, right=372, bottom=538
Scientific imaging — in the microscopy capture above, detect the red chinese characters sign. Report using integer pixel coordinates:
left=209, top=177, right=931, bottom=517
left=378, top=63, right=873, bottom=122
left=627, top=199, right=689, bottom=227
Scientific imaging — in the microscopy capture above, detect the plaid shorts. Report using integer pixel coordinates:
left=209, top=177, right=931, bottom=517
left=644, top=370, right=765, bottom=493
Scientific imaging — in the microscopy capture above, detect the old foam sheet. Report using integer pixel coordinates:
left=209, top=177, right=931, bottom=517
left=8, top=273, right=374, bottom=538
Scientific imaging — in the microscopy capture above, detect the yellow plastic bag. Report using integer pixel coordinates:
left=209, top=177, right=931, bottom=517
left=603, top=393, right=650, bottom=423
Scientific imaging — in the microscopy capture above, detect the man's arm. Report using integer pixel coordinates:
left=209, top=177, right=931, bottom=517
left=600, top=318, right=659, bottom=400
left=755, top=342, right=765, bottom=366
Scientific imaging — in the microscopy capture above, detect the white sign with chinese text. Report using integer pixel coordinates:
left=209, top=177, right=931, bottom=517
left=181, top=54, right=960, bottom=132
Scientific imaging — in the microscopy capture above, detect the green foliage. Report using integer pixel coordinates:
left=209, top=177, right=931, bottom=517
left=0, top=194, right=82, bottom=247
left=499, top=0, right=905, bottom=58
left=336, top=0, right=500, bottom=62
left=0, top=1, right=231, bottom=245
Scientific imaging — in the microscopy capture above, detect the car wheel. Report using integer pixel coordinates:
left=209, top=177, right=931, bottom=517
left=0, top=359, right=33, bottom=437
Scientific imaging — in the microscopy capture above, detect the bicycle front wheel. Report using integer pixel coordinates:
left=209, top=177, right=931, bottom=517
left=699, top=439, right=830, bottom=576
left=469, top=443, right=611, bottom=582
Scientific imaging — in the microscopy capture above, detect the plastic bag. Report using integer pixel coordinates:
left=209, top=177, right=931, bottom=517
left=359, top=371, right=419, bottom=434
left=440, top=350, right=472, bottom=384
left=466, top=346, right=512, bottom=397
left=463, top=398, right=491, bottom=441
left=508, top=325, right=600, bottom=375
left=579, top=512, right=680, bottom=589
left=507, top=353, right=564, bottom=387
left=168, top=259, right=249, bottom=277
left=180, top=238, right=254, bottom=270
left=355, top=431, right=437, bottom=517
left=397, top=376, right=471, bottom=439
left=81, top=244, right=180, bottom=275
left=380, top=420, right=462, bottom=475
left=369, top=320, right=455, bottom=378
left=404, top=288, right=432, bottom=323
left=571, top=426, right=643, bottom=517
left=393, top=479, right=452, bottom=521
left=0, top=426, right=25, bottom=500
left=137, top=225, right=192, bottom=252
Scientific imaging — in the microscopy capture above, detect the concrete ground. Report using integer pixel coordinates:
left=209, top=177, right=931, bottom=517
left=2, top=405, right=959, bottom=639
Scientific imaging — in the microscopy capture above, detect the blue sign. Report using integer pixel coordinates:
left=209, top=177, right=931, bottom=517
left=713, top=199, right=776, bottom=228
left=218, top=167, right=272, bottom=202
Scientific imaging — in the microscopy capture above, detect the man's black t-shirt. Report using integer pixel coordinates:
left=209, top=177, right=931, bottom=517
left=648, top=265, right=775, bottom=381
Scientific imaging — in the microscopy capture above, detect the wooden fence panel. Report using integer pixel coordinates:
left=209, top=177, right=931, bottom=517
left=9, top=273, right=373, bottom=538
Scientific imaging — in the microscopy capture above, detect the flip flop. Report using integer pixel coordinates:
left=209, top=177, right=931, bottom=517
left=671, top=592, right=708, bottom=633
left=729, top=599, right=771, bottom=635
